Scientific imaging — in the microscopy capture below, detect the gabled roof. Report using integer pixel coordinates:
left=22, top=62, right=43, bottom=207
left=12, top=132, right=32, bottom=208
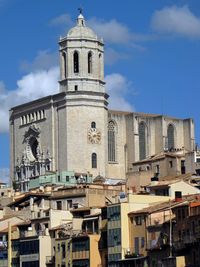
left=8, top=192, right=50, bottom=207
left=132, top=151, right=185, bottom=165
left=129, top=194, right=200, bottom=216
left=147, top=179, right=182, bottom=188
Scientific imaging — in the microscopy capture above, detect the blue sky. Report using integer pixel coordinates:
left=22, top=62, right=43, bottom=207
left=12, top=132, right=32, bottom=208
left=0, top=0, right=200, bottom=181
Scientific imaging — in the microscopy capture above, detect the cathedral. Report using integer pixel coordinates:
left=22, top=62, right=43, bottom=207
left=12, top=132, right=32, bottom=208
left=9, top=12, right=195, bottom=191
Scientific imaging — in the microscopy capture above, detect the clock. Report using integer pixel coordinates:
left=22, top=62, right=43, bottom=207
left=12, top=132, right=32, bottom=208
left=88, top=128, right=101, bottom=144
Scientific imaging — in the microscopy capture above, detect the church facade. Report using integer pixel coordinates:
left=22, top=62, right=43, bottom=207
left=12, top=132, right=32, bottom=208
left=9, top=13, right=195, bottom=191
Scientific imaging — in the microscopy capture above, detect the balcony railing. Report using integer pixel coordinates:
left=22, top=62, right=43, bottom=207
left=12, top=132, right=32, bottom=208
left=0, top=259, right=8, bottom=267
left=183, top=235, right=196, bottom=244
left=173, top=235, right=197, bottom=250
left=123, top=247, right=140, bottom=258
left=20, top=229, right=48, bottom=238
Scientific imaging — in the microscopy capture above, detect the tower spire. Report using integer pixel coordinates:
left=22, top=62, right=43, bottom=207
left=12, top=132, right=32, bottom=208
left=77, top=7, right=85, bottom=26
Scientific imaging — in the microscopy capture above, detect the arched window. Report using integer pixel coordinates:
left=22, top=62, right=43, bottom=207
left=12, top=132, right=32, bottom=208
left=139, top=122, right=147, bottom=160
left=23, top=115, right=26, bottom=124
left=91, top=122, right=96, bottom=129
left=167, top=124, right=175, bottom=150
left=27, top=114, right=30, bottom=123
left=62, top=52, right=67, bottom=78
left=29, top=137, right=39, bottom=160
left=92, top=153, right=97, bottom=168
left=73, top=51, right=79, bottom=73
left=108, top=121, right=116, bottom=162
left=88, top=52, right=92, bottom=73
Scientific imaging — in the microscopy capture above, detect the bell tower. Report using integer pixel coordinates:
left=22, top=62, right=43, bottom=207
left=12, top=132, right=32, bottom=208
left=59, top=11, right=105, bottom=94
left=57, top=11, right=108, bottom=178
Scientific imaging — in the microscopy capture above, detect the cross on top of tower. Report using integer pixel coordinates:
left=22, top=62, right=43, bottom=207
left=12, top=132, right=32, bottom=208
left=78, top=7, right=83, bottom=15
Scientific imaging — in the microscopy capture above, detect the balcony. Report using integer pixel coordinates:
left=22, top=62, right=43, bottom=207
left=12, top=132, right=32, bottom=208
left=72, top=250, right=89, bottom=260
left=31, top=210, right=50, bottom=220
left=183, top=235, right=196, bottom=244
left=173, top=240, right=185, bottom=250
left=173, top=235, right=196, bottom=251
left=20, top=229, right=48, bottom=238
left=0, top=259, right=8, bottom=267
left=123, top=248, right=140, bottom=258
left=46, top=256, right=55, bottom=265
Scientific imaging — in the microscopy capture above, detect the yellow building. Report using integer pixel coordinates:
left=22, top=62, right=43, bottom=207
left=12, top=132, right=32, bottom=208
left=128, top=211, right=147, bottom=257
left=107, top=194, right=171, bottom=267
left=55, top=237, right=72, bottom=267
left=72, top=234, right=101, bottom=267
left=0, top=224, right=20, bottom=267
left=54, top=233, right=102, bottom=267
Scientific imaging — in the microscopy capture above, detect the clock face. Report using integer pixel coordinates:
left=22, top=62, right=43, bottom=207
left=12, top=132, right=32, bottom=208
left=88, top=128, right=101, bottom=144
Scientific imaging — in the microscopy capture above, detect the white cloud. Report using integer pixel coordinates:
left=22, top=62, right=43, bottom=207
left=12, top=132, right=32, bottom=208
left=50, top=13, right=73, bottom=27
left=0, top=71, right=133, bottom=132
left=88, top=17, right=154, bottom=45
left=151, top=5, right=200, bottom=38
left=0, top=168, right=10, bottom=184
left=88, top=18, right=133, bottom=44
left=105, top=73, right=134, bottom=111
left=105, top=48, right=128, bottom=65
left=20, top=50, right=58, bottom=72
left=0, top=67, right=59, bottom=133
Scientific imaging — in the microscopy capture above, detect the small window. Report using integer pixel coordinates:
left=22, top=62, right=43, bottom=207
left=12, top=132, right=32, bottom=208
left=91, top=122, right=96, bottom=129
left=66, top=176, right=69, bottom=182
left=73, top=51, right=79, bottom=73
left=62, top=52, right=67, bottom=78
left=67, top=200, right=73, bottom=209
left=58, top=175, right=61, bottom=182
left=61, top=244, right=66, bottom=259
left=169, top=161, right=173, bottom=168
left=156, top=165, right=160, bottom=174
left=181, top=160, right=186, bottom=174
left=135, top=216, right=142, bottom=225
left=88, top=52, right=92, bottom=73
left=56, top=201, right=62, bottom=210
left=141, top=237, right=145, bottom=248
left=92, top=153, right=97, bottom=168
left=75, top=85, right=78, bottom=91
